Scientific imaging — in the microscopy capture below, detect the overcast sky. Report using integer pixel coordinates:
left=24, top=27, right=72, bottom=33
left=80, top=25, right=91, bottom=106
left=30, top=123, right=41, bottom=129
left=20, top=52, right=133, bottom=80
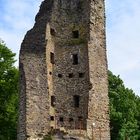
left=0, top=0, right=139, bottom=96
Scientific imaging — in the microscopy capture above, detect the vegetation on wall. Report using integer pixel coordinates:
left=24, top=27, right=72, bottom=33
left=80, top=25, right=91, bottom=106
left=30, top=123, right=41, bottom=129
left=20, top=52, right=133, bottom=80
left=0, top=40, right=140, bottom=139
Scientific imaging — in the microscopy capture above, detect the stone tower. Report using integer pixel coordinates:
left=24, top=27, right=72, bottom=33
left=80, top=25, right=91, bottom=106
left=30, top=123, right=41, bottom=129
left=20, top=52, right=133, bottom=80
left=18, top=0, right=110, bottom=140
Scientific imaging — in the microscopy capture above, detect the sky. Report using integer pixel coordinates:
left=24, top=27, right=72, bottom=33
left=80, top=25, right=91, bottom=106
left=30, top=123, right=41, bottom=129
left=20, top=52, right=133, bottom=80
left=0, top=0, right=139, bottom=96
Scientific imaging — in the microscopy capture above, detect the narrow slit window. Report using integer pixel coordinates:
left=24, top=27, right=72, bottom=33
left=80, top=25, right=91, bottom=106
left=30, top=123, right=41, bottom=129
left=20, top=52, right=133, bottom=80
left=50, top=28, right=55, bottom=36
left=51, top=96, right=55, bottom=107
left=59, top=117, right=64, bottom=122
left=73, top=95, right=80, bottom=108
left=72, top=30, right=79, bottom=38
left=50, top=52, right=54, bottom=64
left=72, top=54, right=78, bottom=65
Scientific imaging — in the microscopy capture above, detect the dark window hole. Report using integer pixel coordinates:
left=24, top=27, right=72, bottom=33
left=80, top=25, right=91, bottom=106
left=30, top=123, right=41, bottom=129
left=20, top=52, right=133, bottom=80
left=73, top=95, right=80, bottom=108
left=72, top=30, right=79, bottom=38
left=58, top=74, right=62, bottom=78
left=50, top=116, right=54, bottom=121
left=50, top=28, right=55, bottom=36
left=50, top=52, right=54, bottom=64
left=79, top=73, right=84, bottom=78
left=51, top=96, right=55, bottom=107
left=59, top=117, right=64, bottom=122
left=68, top=73, right=74, bottom=78
left=72, top=54, right=78, bottom=65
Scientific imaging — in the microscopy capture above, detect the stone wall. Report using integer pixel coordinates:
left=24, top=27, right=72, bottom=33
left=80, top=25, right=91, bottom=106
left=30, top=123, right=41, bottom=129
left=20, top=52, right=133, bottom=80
left=18, top=0, right=110, bottom=139
left=45, top=0, right=90, bottom=132
left=87, top=0, right=110, bottom=139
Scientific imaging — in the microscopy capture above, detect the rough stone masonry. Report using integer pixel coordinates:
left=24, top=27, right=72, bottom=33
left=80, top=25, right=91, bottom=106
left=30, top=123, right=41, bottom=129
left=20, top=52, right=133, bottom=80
left=18, top=0, right=110, bottom=140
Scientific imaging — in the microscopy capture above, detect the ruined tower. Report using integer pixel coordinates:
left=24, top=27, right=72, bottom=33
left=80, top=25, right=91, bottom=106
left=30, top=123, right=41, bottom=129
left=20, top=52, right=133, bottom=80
left=18, top=0, right=110, bottom=139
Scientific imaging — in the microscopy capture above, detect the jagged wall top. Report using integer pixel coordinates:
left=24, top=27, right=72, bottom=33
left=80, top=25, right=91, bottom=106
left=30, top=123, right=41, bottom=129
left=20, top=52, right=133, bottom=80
left=35, top=0, right=54, bottom=22
left=35, top=0, right=90, bottom=22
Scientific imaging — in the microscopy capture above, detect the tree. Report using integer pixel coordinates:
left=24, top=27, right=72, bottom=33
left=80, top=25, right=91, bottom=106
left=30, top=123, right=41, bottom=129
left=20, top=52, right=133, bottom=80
left=108, top=71, right=140, bottom=140
left=0, top=40, right=19, bottom=140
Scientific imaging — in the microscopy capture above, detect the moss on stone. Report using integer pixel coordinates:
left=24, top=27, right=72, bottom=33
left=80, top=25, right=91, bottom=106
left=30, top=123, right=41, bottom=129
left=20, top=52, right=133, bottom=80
left=66, top=38, right=87, bottom=46
left=42, top=135, right=52, bottom=140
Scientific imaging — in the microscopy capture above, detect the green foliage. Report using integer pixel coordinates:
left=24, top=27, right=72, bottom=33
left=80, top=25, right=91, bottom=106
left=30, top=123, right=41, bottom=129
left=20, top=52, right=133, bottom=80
left=0, top=40, right=19, bottom=140
left=42, top=135, right=52, bottom=140
left=108, top=71, right=140, bottom=140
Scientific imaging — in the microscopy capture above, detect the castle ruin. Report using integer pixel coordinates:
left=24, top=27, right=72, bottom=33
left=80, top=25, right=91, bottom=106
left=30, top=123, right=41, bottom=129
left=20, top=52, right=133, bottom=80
left=18, top=0, right=110, bottom=139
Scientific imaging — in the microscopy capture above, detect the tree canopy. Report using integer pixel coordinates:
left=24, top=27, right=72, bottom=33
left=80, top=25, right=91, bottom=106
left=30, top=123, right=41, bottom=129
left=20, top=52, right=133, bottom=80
left=108, top=71, right=140, bottom=139
left=0, top=40, right=19, bottom=140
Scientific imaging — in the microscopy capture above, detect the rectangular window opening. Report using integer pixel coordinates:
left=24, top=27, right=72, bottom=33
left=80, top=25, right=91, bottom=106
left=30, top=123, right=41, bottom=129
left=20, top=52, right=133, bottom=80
left=50, top=52, right=54, bottom=64
left=73, top=95, right=80, bottom=108
left=59, top=117, right=64, bottom=122
left=51, top=96, right=55, bottom=107
left=79, top=73, right=85, bottom=78
left=72, top=30, right=79, bottom=38
left=50, top=116, right=54, bottom=121
left=58, top=74, right=63, bottom=78
left=72, top=54, right=78, bottom=65
left=50, top=28, right=55, bottom=36
left=68, top=73, right=74, bottom=78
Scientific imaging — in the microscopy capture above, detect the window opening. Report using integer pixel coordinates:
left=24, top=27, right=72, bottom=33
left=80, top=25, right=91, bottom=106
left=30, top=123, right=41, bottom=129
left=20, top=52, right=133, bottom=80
left=50, top=28, right=55, bottom=36
left=72, top=30, right=79, bottom=38
left=72, top=54, right=78, bottom=65
left=78, top=116, right=83, bottom=121
left=69, top=118, right=74, bottom=122
left=59, top=117, right=64, bottom=122
left=50, top=52, right=54, bottom=64
left=51, top=126, right=54, bottom=130
left=68, top=73, right=74, bottom=78
left=79, top=73, right=84, bottom=78
left=50, top=116, right=54, bottom=121
left=73, top=95, right=80, bottom=108
left=51, top=96, right=55, bottom=107
left=58, top=74, right=62, bottom=78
